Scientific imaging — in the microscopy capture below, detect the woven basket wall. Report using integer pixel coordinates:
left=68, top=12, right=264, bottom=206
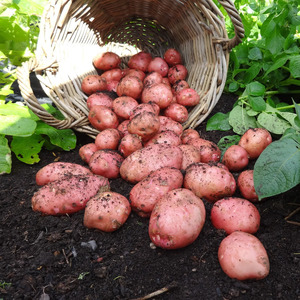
left=17, top=0, right=244, bottom=139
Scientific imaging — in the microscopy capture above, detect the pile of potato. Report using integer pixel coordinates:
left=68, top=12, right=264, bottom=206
left=31, top=48, right=274, bottom=282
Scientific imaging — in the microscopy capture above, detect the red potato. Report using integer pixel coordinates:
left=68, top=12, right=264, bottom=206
left=222, top=145, right=249, bottom=172
left=186, top=137, right=221, bottom=163
left=79, top=143, right=98, bottom=164
left=149, top=188, right=206, bottom=249
left=89, top=150, right=124, bottom=179
left=171, top=80, right=189, bottom=95
left=117, top=120, right=130, bottom=137
left=95, top=128, right=121, bottom=150
left=144, top=130, right=182, bottom=147
left=184, top=162, right=236, bottom=202
left=127, top=111, right=160, bottom=142
left=238, top=128, right=272, bottom=159
left=81, top=75, right=107, bottom=95
left=86, top=92, right=114, bottom=110
left=176, top=88, right=200, bottom=106
left=116, top=75, right=144, bottom=99
left=128, top=51, right=152, bottom=72
left=161, top=77, right=171, bottom=88
left=158, top=116, right=183, bottom=136
left=106, top=80, right=119, bottom=92
left=237, top=170, right=259, bottom=202
left=141, top=83, right=173, bottom=109
left=130, top=167, right=184, bottom=217
left=129, top=102, right=160, bottom=120
left=164, top=48, right=182, bottom=66
left=147, top=57, right=169, bottom=77
left=178, top=144, right=201, bottom=170
left=181, top=129, right=200, bottom=144
left=127, top=69, right=146, bottom=82
left=100, top=68, right=123, bottom=82
left=118, top=133, right=143, bottom=157
left=143, top=71, right=163, bottom=87
left=35, top=162, right=92, bottom=186
left=84, top=191, right=131, bottom=232
left=211, top=197, right=260, bottom=234
left=218, top=231, right=270, bottom=281
left=93, top=51, right=121, bottom=71
left=167, top=64, right=188, bottom=85
left=164, top=103, right=189, bottom=123
left=112, top=96, right=139, bottom=120
left=120, top=144, right=183, bottom=183
left=32, top=174, right=110, bottom=215
left=88, top=105, right=119, bottom=131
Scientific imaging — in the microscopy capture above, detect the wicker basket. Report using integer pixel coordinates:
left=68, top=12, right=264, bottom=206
left=17, top=0, right=244, bottom=139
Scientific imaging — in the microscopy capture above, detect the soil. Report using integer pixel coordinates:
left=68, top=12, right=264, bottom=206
left=1, top=93, right=300, bottom=300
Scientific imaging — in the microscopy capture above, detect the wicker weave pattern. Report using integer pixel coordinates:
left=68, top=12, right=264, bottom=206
left=17, top=0, right=244, bottom=138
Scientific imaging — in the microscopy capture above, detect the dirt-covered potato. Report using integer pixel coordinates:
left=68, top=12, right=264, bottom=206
left=178, top=144, right=201, bottom=170
left=222, top=145, right=249, bottom=172
left=93, top=51, right=121, bottom=71
left=167, top=64, right=188, bottom=85
left=118, top=133, right=143, bottom=157
left=88, top=105, right=119, bottom=131
left=158, top=116, right=183, bottom=136
left=95, top=128, right=121, bottom=150
left=112, top=96, right=139, bottom=120
left=181, top=129, right=200, bottom=144
left=164, top=103, right=189, bottom=123
left=81, top=75, right=107, bottom=95
left=86, top=92, right=114, bottom=110
left=176, top=88, right=200, bottom=106
left=144, top=130, right=182, bottom=147
left=147, top=57, right=169, bottom=77
left=237, top=170, right=259, bottom=202
left=116, top=75, right=144, bottom=100
left=163, top=48, right=182, bottom=66
left=79, top=143, right=98, bottom=164
left=128, top=51, right=152, bottom=72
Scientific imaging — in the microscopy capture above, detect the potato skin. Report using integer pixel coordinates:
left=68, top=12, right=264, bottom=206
left=164, top=48, right=182, bottom=66
left=118, top=133, right=143, bottom=157
left=120, top=144, right=183, bottom=183
left=36, top=162, right=92, bottom=186
left=32, top=174, right=110, bottom=215
left=237, top=170, right=259, bottom=202
left=93, top=52, right=121, bottom=71
left=130, top=167, right=184, bottom=217
left=79, top=143, right=98, bottom=164
left=181, top=129, right=200, bottom=144
left=84, top=191, right=131, bottom=232
left=176, top=88, right=200, bottom=106
left=218, top=231, right=270, bottom=281
left=167, top=64, right=188, bottom=85
left=112, top=96, right=139, bottom=119
left=116, top=75, right=144, bottom=99
left=149, top=188, right=206, bottom=249
left=164, top=103, right=189, bottom=123
left=144, top=130, right=182, bottom=147
left=222, top=145, right=249, bottom=172
left=178, top=144, right=201, bottom=170
left=128, top=51, right=152, bottom=72
left=88, top=105, right=119, bottom=131
left=81, top=75, right=107, bottom=95
left=95, top=128, right=121, bottom=150
left=184, top=162, right=236, bottom=202
left=86, top=92, right=114, bottom=110
left=211, top=197, right=260, bottom=234
left=158, top=116, right=183, bottom=136
left=147, top=57, right=169, bottom=77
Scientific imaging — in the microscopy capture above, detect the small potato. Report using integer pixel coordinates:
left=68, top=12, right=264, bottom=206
left=100, top=68, right=123, bottom=82
left=112, top=96, right=139, bottom=119
left=171, top=80, right=189, bottom=95
left=164, top=103, right=189, bottom=123
left=120, top=144, right=183, bottom=183
left=222, top=145, right=249, bottom=172
left=181, top=129, right=200, bottom=144
left=141, top=83, right=173, bottom=109
left=130, top=167, right=184, bottom=217
left=186, top=137, right=221, bottom=163
left=89, top=150, right=124, bottom=179
left=93, top=51, right=121, bottom=71
left=88, top=105, right=119, bottom=131
left=118, top=133, right=143, bottom=157
left=149, top=188, right=206, bottom=249
left=147, top=57, right=169, bottom=77
left=164, top=48, right=182, bottom=66
left=178, top=144, right=201, bottom=170
left=237, top=170, right=259, bottom=202
left=144, top=130, right=181, bottom=147
left=84, top=191, right=131, bottom=232
left=128, top=51, right=152, bottom=72
left=87, top=92, right=114, bottom=110
left=127, top=69, right=146, bottom=82
left=158, top=116, right=183, bottom=136
left=218, top=231, right=270, bottom=281
left=81, top=75, right=107, bottom=95
left=127, top=111, right=160, bottom=142
left=79, top=143, right=98, bottom=164
left=116, top=75, right=144, bottom=99
left=143, top=71, right=163, bottom=88
left=211, top=197, right=260, bottom=234
left=176, top=88, right=200, bottom=106
left=95, top=128, right=121, bottom=150
left=184, top=163, right=236, bottom=202
left=129, top=102, right=160, bottom=120
left=117, top=120, right=130, bottom=137
left=36, top=162, right=92, bottom=186
left=167, top=64, right=188, bottom=85
left=238, top=128, right=272, bottom=159
left=32, top=174, right=110, bottom=215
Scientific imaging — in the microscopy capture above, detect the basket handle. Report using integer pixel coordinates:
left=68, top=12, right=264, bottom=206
left=217, top=0, right=245, bottom=50
left=16, top=58, right=72, bottom=129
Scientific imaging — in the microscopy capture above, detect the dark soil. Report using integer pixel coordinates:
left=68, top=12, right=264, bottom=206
left=1, top=94, right=299, bottom=300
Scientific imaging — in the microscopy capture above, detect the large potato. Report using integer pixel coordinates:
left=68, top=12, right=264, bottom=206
left=36, top=162, right=92, bottom=186
left=120, top=144, right=183, bottom=183
left=184, top=163, right=236, bottom=202
left=32, top=174, right=110, bottom=215
left=130, top=167, right=184, bottom=217
left=149, top=188, right=206, bottom=249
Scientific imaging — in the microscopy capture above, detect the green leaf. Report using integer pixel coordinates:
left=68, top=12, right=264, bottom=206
left=14, top=0, right=48, bottom=16
left=10, top=134, right=44, bottom=164
left=249, top=96, right=266, bottom=112
left=289, top=55, right=300, bottom=78
left=254, top=138, right=300, bottom=199
left=0, top=135, right=11, bottom=174
left=263, top=56, right=289, bottom=78
left=248, top=47, right=263, bottom=61
left=243, top=63, right=262, bottom=84
left=293, top=100, right=300, bottom=119
left=0, top=115, right=36, bottom=137
left=206, top=112, right=231, bottom=131
left=257, top=112, right=291, bottom=135
left=245, top=82, right=266, bottom=97
left=0, top=102, right=39, bottom=120
left=228, top=82, right=240, bottom=93
left=228, top=105, right=257, bottom=135
left=217, top=135, right=241, bottom=160
left=35, top=122, right=76, bottom=151
left=265, top=23, right=285, bottom=55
